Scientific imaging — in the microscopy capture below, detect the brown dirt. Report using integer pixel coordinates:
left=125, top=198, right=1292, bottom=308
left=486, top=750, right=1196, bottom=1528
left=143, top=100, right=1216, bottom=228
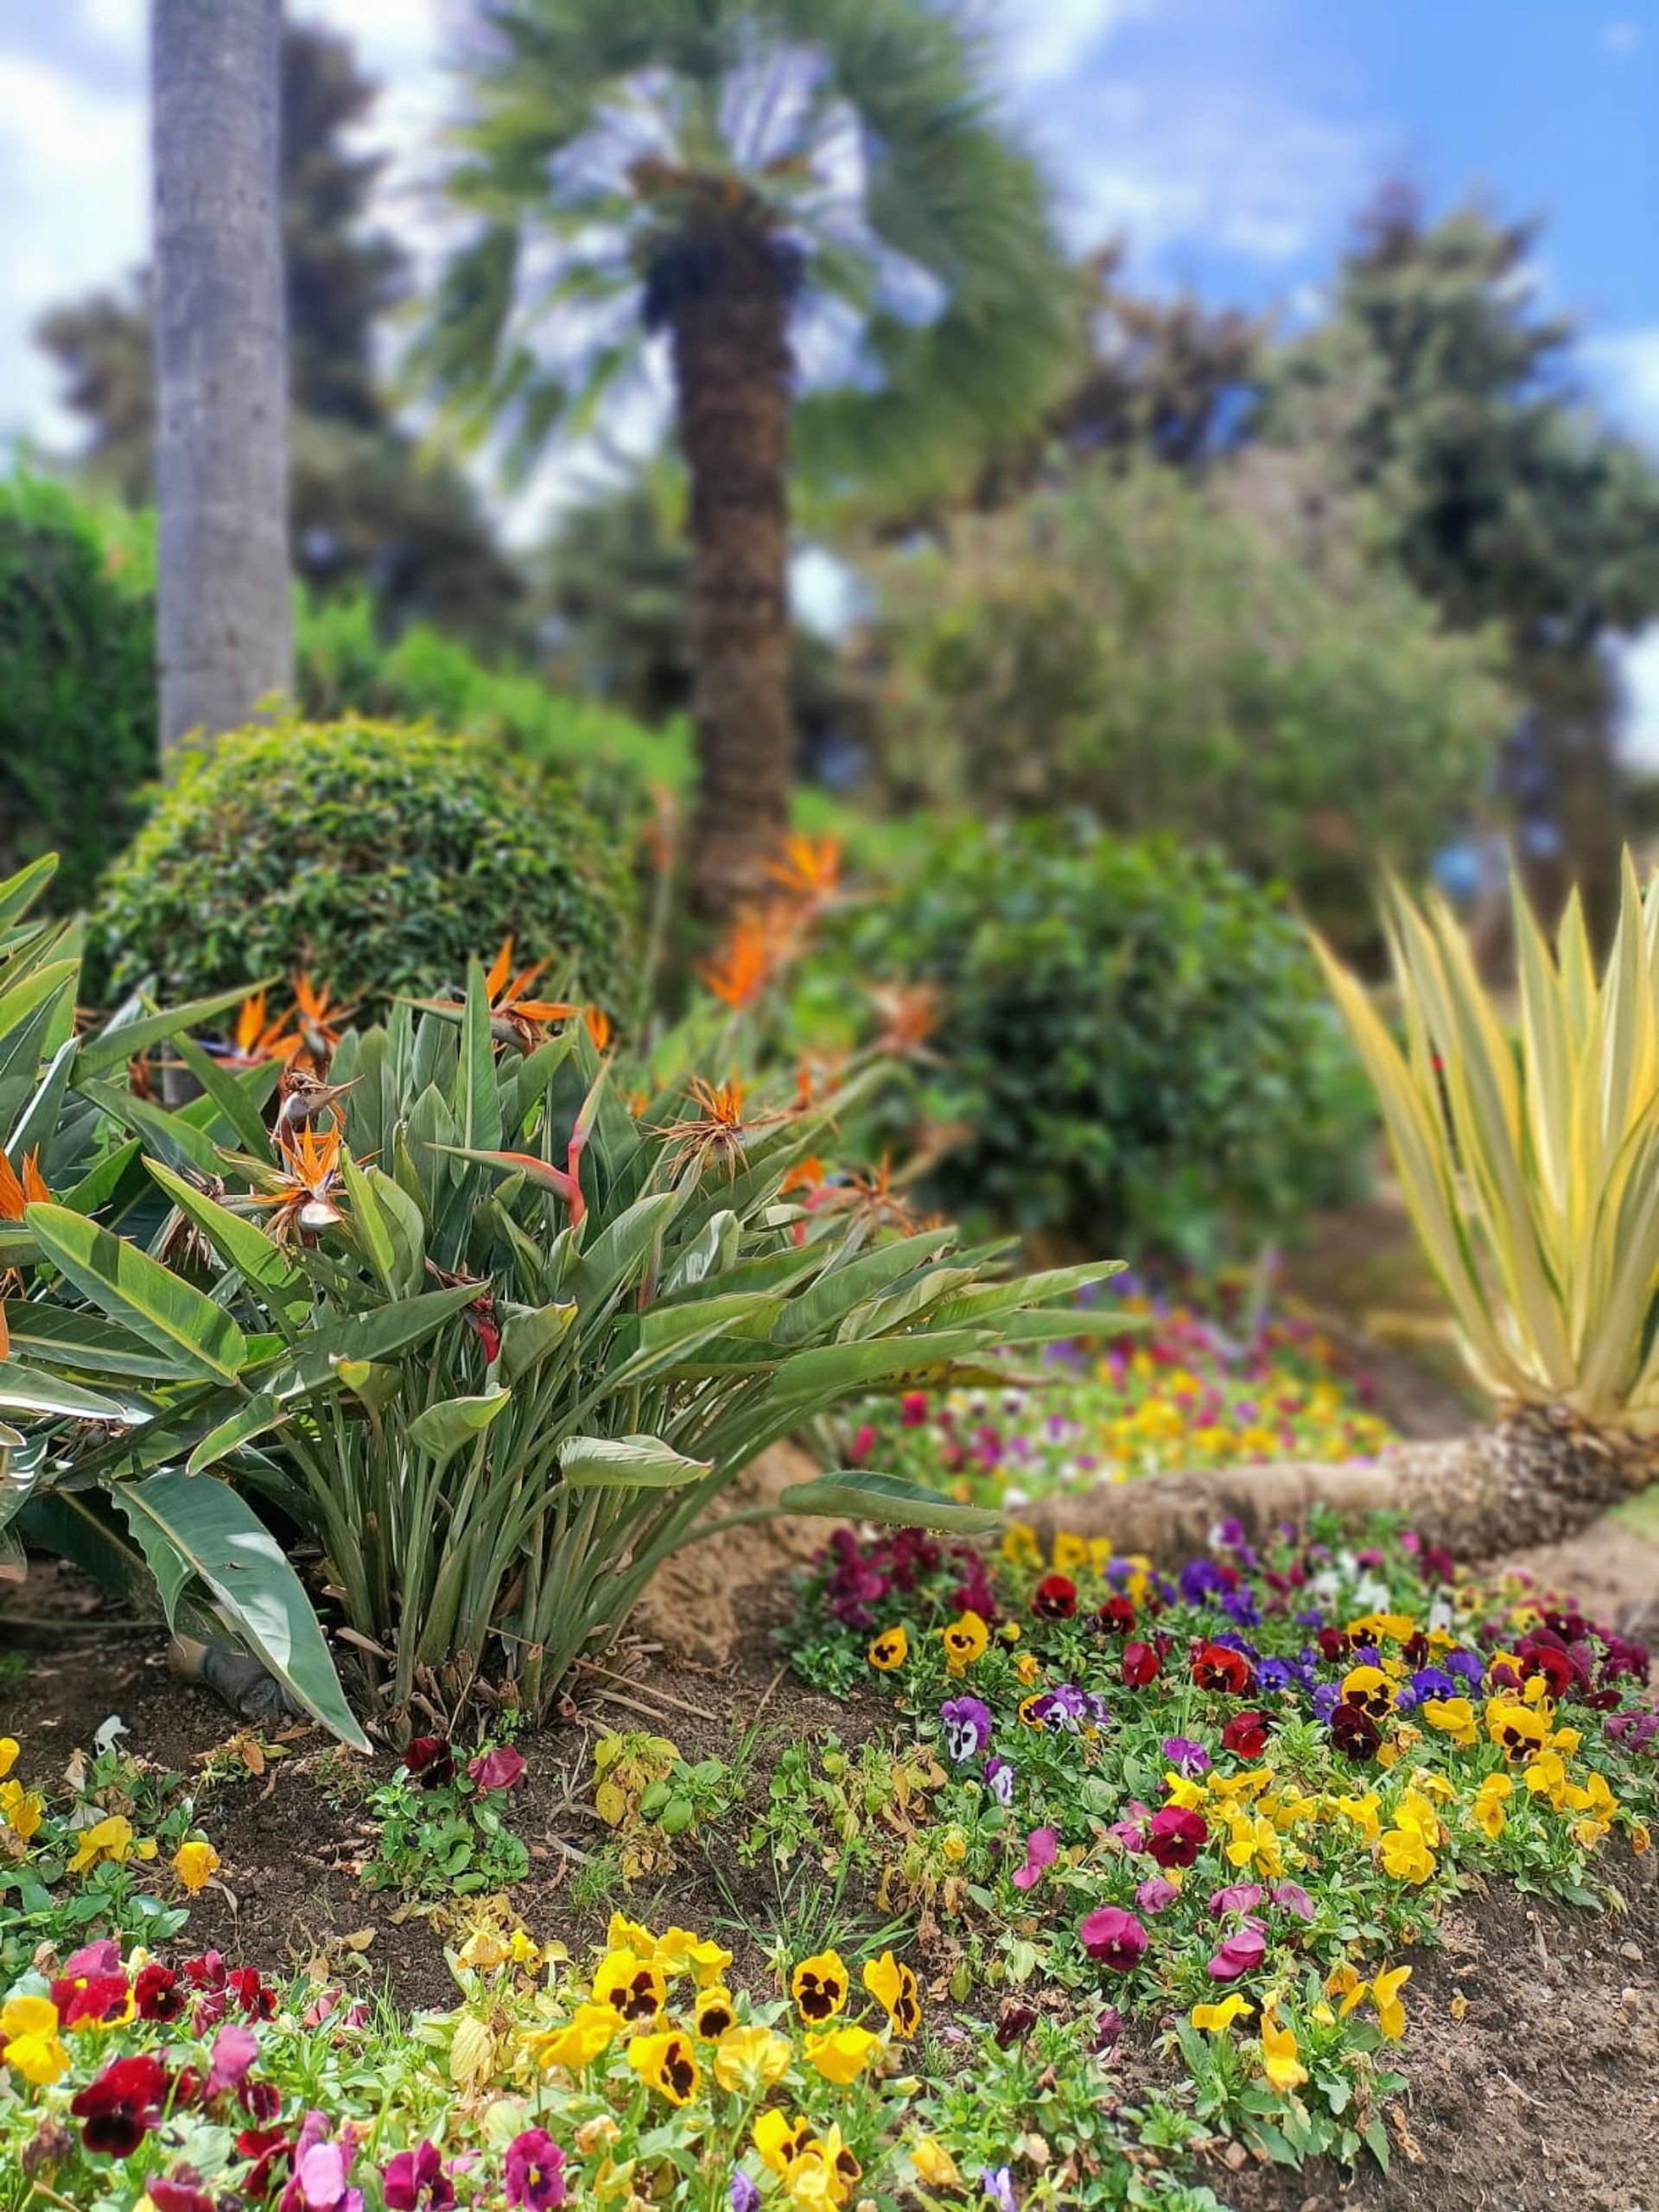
left=1215, top=1865, right=1659, bottom=2212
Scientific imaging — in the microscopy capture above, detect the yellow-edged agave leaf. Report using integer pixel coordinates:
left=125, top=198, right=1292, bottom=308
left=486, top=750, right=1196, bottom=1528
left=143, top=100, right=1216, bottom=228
left=1319, top=855, right=1659, bottom=1427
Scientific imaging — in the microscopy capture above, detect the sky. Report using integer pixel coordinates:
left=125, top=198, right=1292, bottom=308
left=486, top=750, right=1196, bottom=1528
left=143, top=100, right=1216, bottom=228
left=3, top=0, right=1659, bottom=735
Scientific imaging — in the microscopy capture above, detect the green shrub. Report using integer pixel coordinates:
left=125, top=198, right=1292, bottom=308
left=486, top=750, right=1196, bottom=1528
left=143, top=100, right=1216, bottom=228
left=88, top=715, right=639, bottom=1014
left=296, top=588, right=687, bottom=834
left=0, top=473, right=158, bottom=909
left=799, top=817, right=1371, bottom=1256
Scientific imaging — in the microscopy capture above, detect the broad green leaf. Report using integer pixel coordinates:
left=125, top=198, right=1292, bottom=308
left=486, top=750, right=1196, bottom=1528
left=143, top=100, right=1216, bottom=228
left=168, top=1030, right=281, bottom=1156
left=499, top=1300, right=576, bottom=1381
left=407, top=1388, right=512, bottom=1468
left=459, top=961, right=503, bottom=1154
left=1, top=1302, right=200, bottom=1380
left=75, top=980, right=262, bottom=1079
left=112, top=1469, right=368, bottom=1749
left=0, top=1360, right=142, bottom=1424
left=25, top=1203, right=249, bottom=1383
left=778, top=1470, right=999, bottom=1537
left=244, top=1283, right=481, bottom=1397
left=143, top=1158, right=310, bottom=1322
left=560, top=1433, right=712, bottom=1488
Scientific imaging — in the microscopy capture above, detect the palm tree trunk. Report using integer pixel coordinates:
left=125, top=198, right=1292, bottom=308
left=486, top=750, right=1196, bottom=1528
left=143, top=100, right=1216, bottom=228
left=1026, top=1412, right=1654, bottom=1565
left=153, top=0, right=292, bottom=754
left=669, top=232, right=794, bottom=917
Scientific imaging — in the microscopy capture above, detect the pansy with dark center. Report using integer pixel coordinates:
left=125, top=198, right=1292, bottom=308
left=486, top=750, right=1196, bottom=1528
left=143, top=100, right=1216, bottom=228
left=940, top=1695, right=994, bottom=1763
left=1192, top=1641, right=1255, bottom=1695
left=791, top=1949, right=849, bottom=2023
left=69, top=2053, right=171, bottom=2156
left=1329, top=1700, right=1383, bottom=1759
left=1032, top=1573, right=1077, bottom=1620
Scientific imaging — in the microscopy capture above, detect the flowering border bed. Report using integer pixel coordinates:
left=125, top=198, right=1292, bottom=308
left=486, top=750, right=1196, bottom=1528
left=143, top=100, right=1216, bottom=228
left=2, top=1513, right=1655, bottom=2212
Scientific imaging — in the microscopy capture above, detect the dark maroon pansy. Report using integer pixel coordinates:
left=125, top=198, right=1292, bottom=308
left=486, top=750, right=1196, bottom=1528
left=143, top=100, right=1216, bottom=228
left=134, top=1962, right=185, bottom=2022
left=1146, top=1805, right=1207, bottom=1869
left=1330, top=1700, right=1382, bottom=1760
left=1096, top=1594, right=1137, bottom=1637
left=70, top=2053, right=170, bottom=2156
left=1032, top=1573, right=1077, bottom=1622
left=404, top=1735, right=456, bottom=1787
left=1122, top=1640, right=1160, bottom=1688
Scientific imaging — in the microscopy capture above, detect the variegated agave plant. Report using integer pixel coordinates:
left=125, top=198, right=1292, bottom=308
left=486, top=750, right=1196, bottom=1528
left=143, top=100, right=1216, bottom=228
left=10, top=947, right=1120, bottom=1740
left=1315, top=858, right=1659, bottom=1432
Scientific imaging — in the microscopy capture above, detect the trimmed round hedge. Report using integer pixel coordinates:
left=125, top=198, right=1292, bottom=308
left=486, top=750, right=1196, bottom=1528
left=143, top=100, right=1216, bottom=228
left=89, top=715, right=639, bottom=1014
left=804, top=817, right=1370, bottom=1257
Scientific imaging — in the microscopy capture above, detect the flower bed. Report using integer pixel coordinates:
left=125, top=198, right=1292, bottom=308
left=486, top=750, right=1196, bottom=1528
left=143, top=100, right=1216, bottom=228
left=2, top=1517, right=1655, bottom=2210
left=833, top=1275, right=1393, bottom=1509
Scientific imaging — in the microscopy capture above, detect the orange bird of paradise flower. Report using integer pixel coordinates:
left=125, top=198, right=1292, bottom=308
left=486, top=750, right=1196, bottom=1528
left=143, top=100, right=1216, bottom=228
left=246, top=1121, right=347, bottom=1243
left=767, top=834, right=842, bottom=906
left=481, top=937, right=580, bottom=1049
left=0, top=1148, right=50, bottom=1222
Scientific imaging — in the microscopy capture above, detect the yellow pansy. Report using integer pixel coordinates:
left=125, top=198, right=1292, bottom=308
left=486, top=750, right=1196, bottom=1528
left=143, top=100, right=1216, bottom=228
left=1330, top=1790, right=1381, bottom=1841
left=0, top=1993, right=69, bottom=2087
left=862, top=1949, right=920, bottom=2037
left=713, top=2024, right=792, bottom=2094
left=791, top=1948, right=849, bottom=2023
left=1372, top=1963, right=1411, bottom=2040
left=1191, top=1994, right=1253, bottom=2034
left=591, top=1948, right=666, bottom=2022
left=606, top=1911, right=658, bottom=1955
left=1324, top=1963, right=1369, bottom=2018
left=755, top=2111, right=815, bottom=2175
left=1378, top=1825, right=1435, bottom=1884
left=172, top=1839, right=220, bottom=1893
left=67, top=1814, right=137, bottom=1874
left=654, top=1928, right=733, bottom=1986
left=941, top=1610, right=989, bottom=1675
left=804, top=2022, right=880, bottom=2084
left=912, top=2139, right=965, bottom=2189
left=1258, top=2000, right=1308, bottom=2093
left=1052, top=1532, right=1090, bottom=1575
left=627, top=2028, right=700, bottom=2106
left=531, top=2001, right=623, bottom=2071
left=868, top=1626, right=907, bottom=1671
left=1001, top=1524, right=1041, bottom=1567
left=1346, top=1611, right=1415, bottom=1646
left=1422, top=1695, right=1478, bottom=1746
left=691, top=1985, right=737, bottom=2041
left=0, top=1780, right=43, bottom=1841
left=0, top=1739, right=16, bottom=1781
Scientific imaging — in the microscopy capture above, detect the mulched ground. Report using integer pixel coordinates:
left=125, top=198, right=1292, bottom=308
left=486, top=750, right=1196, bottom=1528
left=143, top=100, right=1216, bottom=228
left=4, top=1548, right=1657, bottom=2212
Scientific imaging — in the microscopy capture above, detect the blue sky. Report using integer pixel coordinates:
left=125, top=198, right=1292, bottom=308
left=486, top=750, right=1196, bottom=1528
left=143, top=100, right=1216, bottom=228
left=3, top=1, right=1658, bottom=722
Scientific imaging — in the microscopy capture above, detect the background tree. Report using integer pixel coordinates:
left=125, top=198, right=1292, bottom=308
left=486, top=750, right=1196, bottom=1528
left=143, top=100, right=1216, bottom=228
left=1259, top=188, right=1659, bottom=944
left=419, top=0, right=1073, bottom=912
left=860, top=456, right=1511, bottom=953
left=44, top=22, right=522, bottom=650
left=153, top=0, right=291, bottom=752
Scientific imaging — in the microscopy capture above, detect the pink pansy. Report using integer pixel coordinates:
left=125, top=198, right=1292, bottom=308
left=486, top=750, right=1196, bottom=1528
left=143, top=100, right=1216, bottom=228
left=467, top=1746, right=526, bottom=1792
left=1011, top=1827, right=1059, bottom=1891
left=1206, top=1921, right=1268, bottom=1980
left=61, top=1938, right=122, bottom=1979
left=1208, top=1880, right=1264, bottom=1917
left=279, top=2114, right=363, bottom=2212
left=1107, top=1801, right=1151, bottom=1851
left=1078, top=1905, right=1149, bottom=1971
left=1270, top=1881, right=1315, bottom=1922
left=1135, top=1874, right=1179, bottom=1914
left=205, top=2024, right=259, bottom=2098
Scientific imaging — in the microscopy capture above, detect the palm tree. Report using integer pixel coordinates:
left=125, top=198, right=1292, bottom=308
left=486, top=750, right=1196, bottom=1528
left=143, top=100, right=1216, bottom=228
left=421, top=0, right=1072, bottom=912
left=152, top=0, right=292, bottom=752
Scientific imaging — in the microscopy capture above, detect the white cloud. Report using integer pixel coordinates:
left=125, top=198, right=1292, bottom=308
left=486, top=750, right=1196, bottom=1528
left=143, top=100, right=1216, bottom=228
left=997, top=0, right=1156, bottom=89
left=1049, top=78, right=1378, bottom=269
